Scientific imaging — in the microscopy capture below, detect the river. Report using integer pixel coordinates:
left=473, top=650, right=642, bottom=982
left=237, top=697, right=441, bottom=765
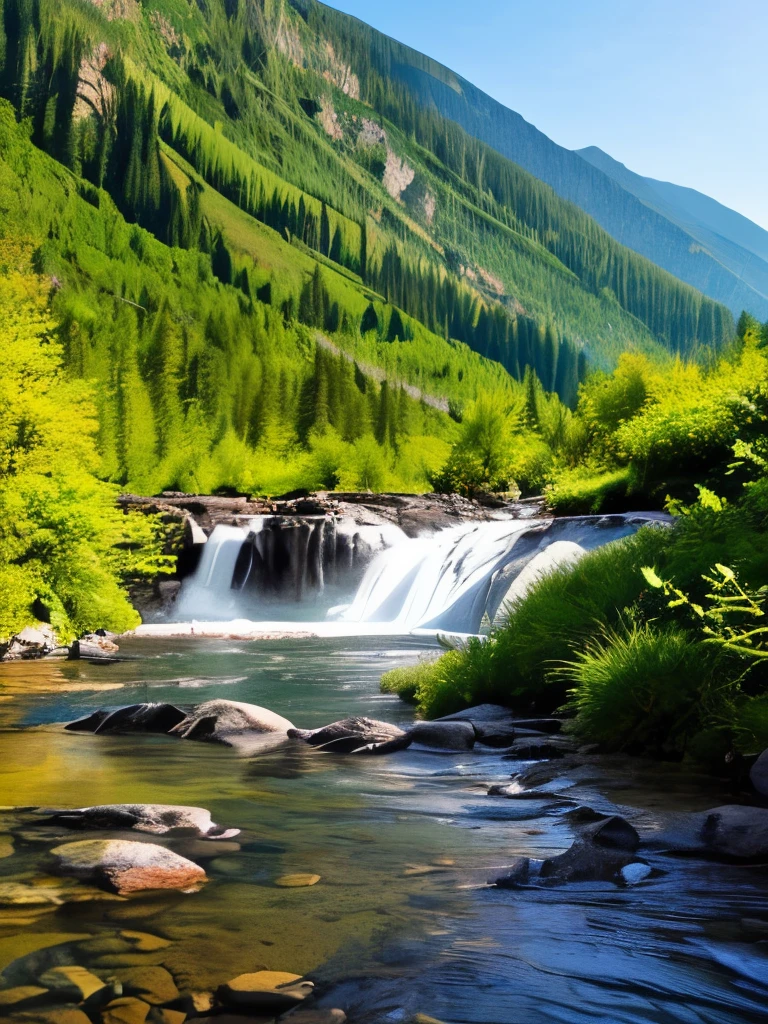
left=1, top=636, right=767, bottom=1023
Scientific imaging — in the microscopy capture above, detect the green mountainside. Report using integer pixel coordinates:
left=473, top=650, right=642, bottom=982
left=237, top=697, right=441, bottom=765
left=0, top=0, right=735, bottom=495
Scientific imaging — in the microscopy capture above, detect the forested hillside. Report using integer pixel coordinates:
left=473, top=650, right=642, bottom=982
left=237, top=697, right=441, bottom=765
left=0, top=0, right=734, bottom=499
left=301, top=0, right=766, bottom=322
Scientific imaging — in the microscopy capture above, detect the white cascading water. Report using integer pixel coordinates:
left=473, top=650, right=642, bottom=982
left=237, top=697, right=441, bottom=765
left=146, top=511, right=666, bottom=639
left=174, top=518, right=267, bottom=620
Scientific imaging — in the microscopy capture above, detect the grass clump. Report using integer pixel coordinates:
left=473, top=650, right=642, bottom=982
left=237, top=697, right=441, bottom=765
left=562, top=623, right=714, bottom=754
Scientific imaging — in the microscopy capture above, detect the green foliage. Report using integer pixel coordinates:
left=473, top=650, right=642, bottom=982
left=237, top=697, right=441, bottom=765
left=562, top=623, right=715, bottom=753
left=0, top=241, right=172, bottom=641
left=642, top=563, right=768, bottom=666
left=546, top=338, right=768, bottom=514
left=545, top=466, right=634, bottom=515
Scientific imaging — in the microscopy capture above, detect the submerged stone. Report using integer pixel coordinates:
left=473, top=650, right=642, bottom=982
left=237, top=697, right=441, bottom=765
left=170, top=700, right=294, bottom=743
left=0, top=985, right=51, bottom=1009
left=39, top=965, right=106, bottom=1001
left=112, top=967, right=179, bottom=1005
left=407, top=721, right=476, bottom=750
left=288, top=717, right=411, bottom=755
left=274, top=874, right=321, bottom=888
left=42, top=804, right=238, bottom=839
left=101, top=997, right=151, bottom=1024
left=219, top=971, right=314, bottom=1011
left=50, top=840, right=207, bottom=895
left=65, top=704, right=186, bottom=736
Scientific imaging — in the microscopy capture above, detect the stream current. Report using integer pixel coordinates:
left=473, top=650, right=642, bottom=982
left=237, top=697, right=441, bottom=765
left=1, top=637, right=767, bottom=1023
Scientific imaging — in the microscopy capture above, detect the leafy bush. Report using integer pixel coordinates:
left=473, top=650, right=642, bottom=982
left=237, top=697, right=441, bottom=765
left=0, top=244, right=172, bottom=641
left=545, top=465, right=633, bottom=514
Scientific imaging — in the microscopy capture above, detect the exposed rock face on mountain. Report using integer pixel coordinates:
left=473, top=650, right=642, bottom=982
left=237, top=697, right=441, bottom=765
left=298, top=0, right=765, bottom=320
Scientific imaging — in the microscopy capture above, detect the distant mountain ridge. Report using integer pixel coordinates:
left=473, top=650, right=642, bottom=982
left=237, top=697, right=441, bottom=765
left=577, top=146, right=768, bottom=318
left=307, top=1, right=767, bottom=320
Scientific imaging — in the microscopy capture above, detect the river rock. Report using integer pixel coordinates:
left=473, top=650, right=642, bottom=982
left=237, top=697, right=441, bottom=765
left=656, top=805, right=768, bottom=860
left=170, top=700, right=294, bottom=743
left=407, top=721, right=476, bottom=750
left=512, top=719, right=564, bottom=735
left=472, top=722, right=517, bottom=748
left=0, top=986, right=51, bottom=1009
left=65, top=704, right=186, bottom=736
left=275, top=874, right=321, bottom=887
left=70, top=634, right=120, bottom=661
left=288, top=717, right=412, bottom=755
left=219, top=971, right=314, bottom=1011
left=487, top=783, right=571, bottom=803
left=491, top=857, right=531, bottom=888
left=101, top=997, right=151, bottom=1024
left=38, top=966, right=106, bottom=1001
left=41, top=804, right=239, bottom=839
left=539, top=839, right=635, bottom=884
left=12, top=1010, right=92, bottom=1024
left=584, top=815, right=640, bottom=852
left=112, top=967, right=179, bottom=1005
left=502, top=738, right=570, bottom=761
left=750, top=748, right=768, bottom=799
left=50, top=840, right=207, bottom=895
left=437, top=705, right=512, bottom=723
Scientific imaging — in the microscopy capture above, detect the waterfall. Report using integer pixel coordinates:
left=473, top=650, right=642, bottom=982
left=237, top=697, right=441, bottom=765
left=173, top=515, right=407, bottom=622
left=164, top=512, right=667, bottom=637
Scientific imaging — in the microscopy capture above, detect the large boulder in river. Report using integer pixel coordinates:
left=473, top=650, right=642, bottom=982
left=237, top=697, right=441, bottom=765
left=407, top=721, right=476, bottom=750
left=750, top=749, right=768, bottom=799
left=170, top=700, right=294, bottom=743
left=288, top=717, right=411, bottom=755
left=40, top=804, right=239, bottom=839
left=65, top=703, right=186, bottom=735
left=654, top=805, right=768, bottom=861
left=50, top=839, right=207, bottom=894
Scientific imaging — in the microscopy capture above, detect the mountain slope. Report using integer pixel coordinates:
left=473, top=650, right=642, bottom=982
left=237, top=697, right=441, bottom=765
left=578, top=146, right=768, bottom=319
left=0, top=0, right=737, bottom=495
left=301, top=0, right=764, bottom=321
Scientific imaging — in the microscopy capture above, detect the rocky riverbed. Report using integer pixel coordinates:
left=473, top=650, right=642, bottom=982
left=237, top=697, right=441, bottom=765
left=0, top=637, right=766, bottom=1024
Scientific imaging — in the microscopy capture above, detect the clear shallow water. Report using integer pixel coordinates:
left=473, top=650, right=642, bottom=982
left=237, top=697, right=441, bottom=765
left=0, top=638, right=766, bottom=1023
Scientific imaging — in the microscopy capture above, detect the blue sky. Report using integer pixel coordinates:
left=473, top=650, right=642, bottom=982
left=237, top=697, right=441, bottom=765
left=325, top=0, right=768, bottom=230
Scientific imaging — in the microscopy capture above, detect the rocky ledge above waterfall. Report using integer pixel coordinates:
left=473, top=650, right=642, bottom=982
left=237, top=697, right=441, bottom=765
left=118, top=490, right=548, bottom=539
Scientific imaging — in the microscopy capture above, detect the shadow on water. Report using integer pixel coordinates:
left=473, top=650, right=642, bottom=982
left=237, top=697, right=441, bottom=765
left=0, top=637, right=766, bottom=1023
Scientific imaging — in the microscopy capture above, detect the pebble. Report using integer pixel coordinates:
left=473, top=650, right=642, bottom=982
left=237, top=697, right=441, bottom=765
left=0, top=837, right=13, bottom=859
left=274, top=874, right=321, bottom=888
